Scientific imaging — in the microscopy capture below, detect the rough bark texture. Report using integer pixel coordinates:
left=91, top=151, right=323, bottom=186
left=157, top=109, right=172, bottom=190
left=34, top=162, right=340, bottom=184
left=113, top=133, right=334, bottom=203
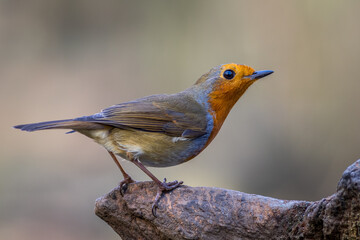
left=95, top=160, right=360, bottom=240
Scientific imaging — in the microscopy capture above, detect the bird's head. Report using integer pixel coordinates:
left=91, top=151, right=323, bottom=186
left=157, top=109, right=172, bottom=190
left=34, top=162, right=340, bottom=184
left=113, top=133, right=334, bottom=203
left=195, top=63, right=273, bottom=109
left=195, top=63, right=273, bottom=97
left=194, top=63, right=273, bottom=144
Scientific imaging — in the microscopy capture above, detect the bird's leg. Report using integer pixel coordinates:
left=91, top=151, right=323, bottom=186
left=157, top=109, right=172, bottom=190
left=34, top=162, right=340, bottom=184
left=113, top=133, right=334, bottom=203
left=108, top=151, right=134, bottom=195
left=128, top=154, right=183, bottom=216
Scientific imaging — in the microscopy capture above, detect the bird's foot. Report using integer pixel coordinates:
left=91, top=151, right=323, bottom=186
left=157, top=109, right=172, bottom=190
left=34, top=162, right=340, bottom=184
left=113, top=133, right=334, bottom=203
left=152, top=178, right=183, bottom=217
left=119, top=176, right=135, bottom=196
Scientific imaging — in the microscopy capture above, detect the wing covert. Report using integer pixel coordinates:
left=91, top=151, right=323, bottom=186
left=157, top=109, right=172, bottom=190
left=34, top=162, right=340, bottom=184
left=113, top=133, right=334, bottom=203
left=79, top=94, right=208, bottom=138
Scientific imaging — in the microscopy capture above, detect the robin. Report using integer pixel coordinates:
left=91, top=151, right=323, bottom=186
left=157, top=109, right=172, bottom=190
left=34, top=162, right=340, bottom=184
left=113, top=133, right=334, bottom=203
left=14, top=63, right=273, bottom=216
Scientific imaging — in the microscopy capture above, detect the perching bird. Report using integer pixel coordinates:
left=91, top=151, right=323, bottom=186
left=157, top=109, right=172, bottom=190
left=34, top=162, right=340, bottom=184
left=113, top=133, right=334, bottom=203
left=14, top=63, right=273, bottom=216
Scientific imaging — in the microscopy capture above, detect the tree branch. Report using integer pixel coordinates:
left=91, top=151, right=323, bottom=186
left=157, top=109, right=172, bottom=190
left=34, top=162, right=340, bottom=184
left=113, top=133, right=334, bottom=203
left=95, top=160, right=360, bottom=239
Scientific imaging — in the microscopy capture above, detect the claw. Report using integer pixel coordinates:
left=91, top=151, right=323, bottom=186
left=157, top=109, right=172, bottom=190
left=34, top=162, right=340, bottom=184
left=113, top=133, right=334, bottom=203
left=119, top=176, right=135, bottom=196
left=152, top=178, right=183, bottom=217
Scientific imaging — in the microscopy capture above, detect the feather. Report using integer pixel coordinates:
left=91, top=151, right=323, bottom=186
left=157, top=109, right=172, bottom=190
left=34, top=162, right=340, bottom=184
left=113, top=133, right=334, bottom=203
left=75, top=94, right=208, bottom=138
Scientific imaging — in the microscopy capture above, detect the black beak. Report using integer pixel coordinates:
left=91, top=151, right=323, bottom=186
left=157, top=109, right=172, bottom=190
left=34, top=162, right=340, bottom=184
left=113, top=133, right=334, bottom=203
left=245, top=70, right=274, bottom=80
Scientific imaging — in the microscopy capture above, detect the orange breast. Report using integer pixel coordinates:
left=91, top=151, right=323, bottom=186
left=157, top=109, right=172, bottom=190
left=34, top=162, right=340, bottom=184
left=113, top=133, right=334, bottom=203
left=205, top=80, right=254, bottom=147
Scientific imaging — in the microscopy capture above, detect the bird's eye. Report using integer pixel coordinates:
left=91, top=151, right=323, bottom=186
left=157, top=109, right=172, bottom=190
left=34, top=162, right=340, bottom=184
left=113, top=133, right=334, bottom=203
left=223, top=69, right=235, bottom=80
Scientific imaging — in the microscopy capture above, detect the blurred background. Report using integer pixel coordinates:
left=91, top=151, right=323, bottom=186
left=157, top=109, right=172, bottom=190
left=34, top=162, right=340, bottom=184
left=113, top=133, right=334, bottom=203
left=1, top=0, right=360, bottom=239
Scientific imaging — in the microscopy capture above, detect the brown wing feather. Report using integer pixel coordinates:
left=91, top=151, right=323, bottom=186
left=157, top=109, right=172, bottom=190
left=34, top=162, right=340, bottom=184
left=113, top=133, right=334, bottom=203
left=87, top=94, right=208, bottom=138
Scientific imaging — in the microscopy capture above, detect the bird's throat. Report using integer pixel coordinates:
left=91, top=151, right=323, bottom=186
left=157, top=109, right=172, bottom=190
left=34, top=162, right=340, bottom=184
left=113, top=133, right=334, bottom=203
left=205, top=80, right=254, bottom=147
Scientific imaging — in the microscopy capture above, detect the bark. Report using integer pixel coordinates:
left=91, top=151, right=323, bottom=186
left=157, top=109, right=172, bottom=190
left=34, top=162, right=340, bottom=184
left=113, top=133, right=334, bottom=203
left=95, top=160, right=360, bottom=239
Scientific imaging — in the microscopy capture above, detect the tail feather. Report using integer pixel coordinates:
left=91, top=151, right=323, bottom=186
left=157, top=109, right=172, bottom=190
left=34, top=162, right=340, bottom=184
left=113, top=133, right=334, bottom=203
left=14, top=119, right=105, bottom=132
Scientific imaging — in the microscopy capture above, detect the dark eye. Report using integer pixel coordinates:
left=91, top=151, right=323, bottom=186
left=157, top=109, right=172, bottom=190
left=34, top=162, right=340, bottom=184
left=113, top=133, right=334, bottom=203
left=223, top=69, right=235, bottom=79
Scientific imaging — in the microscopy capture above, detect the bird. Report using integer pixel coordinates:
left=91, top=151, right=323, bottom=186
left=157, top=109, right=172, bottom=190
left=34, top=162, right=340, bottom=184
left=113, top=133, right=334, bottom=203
left=14, top=63, right=273, bottom=216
